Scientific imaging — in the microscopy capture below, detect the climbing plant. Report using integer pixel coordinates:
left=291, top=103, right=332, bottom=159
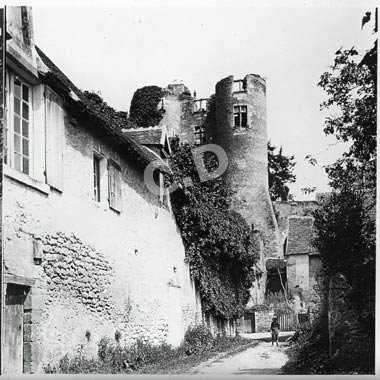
left=129, top=86, right=165, bottom=128
left=82, top=91, right=128, bottom=131
left=168, top=138, right=258, bottom=319
left=267, top=142, right=296, bottom=201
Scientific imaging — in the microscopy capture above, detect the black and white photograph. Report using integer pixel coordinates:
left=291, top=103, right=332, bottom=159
left=0, top=0, right=377, bottom=377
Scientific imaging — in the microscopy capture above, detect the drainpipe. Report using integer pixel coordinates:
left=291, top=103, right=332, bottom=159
left=0, top=6, right=6, bottom=374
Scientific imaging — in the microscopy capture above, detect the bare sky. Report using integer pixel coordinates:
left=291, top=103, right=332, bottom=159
left=31, top=0, right=376, bottom=200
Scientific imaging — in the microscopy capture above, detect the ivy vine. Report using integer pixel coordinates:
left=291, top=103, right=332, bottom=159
left=129, top=86, right=165, bottom=128
left=82, top=90, right=128, bottom=132
left=168, top=138, right=258, bottom=320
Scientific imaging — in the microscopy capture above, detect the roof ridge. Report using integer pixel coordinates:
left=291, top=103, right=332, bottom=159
left=123, top=126, right=161, bottom=132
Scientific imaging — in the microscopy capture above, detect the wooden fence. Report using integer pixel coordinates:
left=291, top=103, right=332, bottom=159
left=277, top=312, right=298, bottom=331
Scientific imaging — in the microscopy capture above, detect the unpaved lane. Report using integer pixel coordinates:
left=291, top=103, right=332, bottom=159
left=190, top=340, right=289, bottom=375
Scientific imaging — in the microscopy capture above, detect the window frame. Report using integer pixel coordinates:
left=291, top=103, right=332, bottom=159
left=194, top=125, right=206, bottom=145
left=158, top=172, right=170, bottom=209
left=108, top=158, right=122, bottom=213
left=93, top=153, right=101, bottom=202
left=5, top=71, right=34, bottom=176
left=233, top=105, right=248, bottom=128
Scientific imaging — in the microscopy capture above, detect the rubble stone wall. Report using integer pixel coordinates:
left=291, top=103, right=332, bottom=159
left=3, top=112, right=202, bottom=373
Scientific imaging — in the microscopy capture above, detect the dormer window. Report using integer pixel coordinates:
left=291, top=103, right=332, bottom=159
left=233, top=105, right=247, bottom=128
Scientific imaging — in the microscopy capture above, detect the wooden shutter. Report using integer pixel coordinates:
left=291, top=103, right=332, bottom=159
left=108, top=159, right=122, bottom=212
left=45, top=86, right=64, bottom=191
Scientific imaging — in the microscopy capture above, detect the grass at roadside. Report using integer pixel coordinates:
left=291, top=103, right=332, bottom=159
left=138, top=336, right=259, bottom=374
left=46, top=326, right=259, bottom=375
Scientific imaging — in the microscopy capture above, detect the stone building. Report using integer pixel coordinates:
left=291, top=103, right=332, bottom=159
left=1, top=6, right=202, bottom=374
left=1, top=5, right=325, bottom=374
left=149, top=74, right=322, bottom=330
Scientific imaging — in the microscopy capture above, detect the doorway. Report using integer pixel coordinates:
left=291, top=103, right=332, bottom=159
left=3, top=284, right=28, bottom=373
left=243, top=312, right=255, bottom=333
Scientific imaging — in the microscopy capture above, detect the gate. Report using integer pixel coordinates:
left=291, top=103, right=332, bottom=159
left=277, top=312, right=297, bottom=331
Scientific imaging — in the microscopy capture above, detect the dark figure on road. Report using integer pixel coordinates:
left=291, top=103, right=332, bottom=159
left=270, top=316, right=280, bottom=346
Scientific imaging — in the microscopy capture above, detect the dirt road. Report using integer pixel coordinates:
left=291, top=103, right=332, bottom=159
left=189, top=339, right=289, bottom=375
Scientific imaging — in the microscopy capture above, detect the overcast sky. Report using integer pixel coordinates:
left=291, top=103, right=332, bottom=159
left=31, top=0, right=376, bottom=200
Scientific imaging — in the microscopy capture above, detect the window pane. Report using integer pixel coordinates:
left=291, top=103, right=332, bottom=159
left=22, top=120, right=29, bottom=138
left=14, top=97, right=20, bottom=115
left=22, top=103, right=29, bottom=120
left=14, top=134, right=21, bottom=153
left=14, top=78, right=21, bottom=98
left=93, top=156, right=101, bottom=202
left=22, top=84, right=29, bottom=102
left=233, top=106, right=240, bottom=112
left=14, top=153, right=21, bottom=171
left=234, top=114, right=240, bottom=127
left=242, top=112, right=247, bottom=127
left=22, top=138, right=29, bottom=157
left=241, top=106, right=247, bottom=112
left=14, top=115, right=20, bottom=133
left=22, top=157, right=29, bottom=175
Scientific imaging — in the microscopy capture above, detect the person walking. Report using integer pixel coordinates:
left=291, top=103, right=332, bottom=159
left=270, top=316, right=280, bottom=346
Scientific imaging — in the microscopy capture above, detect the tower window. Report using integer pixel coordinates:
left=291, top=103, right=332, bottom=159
left=194, top=126, right=206, bottom=145
left=233, top=105, right=247, bottom=127
left=233, top=80, right=246, bottom=92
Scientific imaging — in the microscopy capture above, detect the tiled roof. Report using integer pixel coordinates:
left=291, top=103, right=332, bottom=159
left=266, top=258, right=287, bottom=270
left=287, top=216, right=315, bottom=255
left=124, top=127, right=163, bottom=146
left=35, top=46, right=169, bottom=172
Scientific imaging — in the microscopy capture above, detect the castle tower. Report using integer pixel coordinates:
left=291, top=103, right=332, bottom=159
left=213, top=74, right=280, bottom=257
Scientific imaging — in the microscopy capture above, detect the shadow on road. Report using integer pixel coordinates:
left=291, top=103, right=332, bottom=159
left=233, top=367, right=281, bottom=375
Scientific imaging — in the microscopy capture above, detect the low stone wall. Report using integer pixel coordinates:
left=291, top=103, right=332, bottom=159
left=254, top=310, right=274, bottom=333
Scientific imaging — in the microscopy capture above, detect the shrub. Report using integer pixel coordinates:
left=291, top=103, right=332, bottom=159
left=183, top=325, right=214, bottom=355
left=282, top=307, right=333, bottom=374
left=49, top=325, right=252, bottom=374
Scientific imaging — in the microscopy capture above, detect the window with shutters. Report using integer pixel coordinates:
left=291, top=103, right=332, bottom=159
left=45, top=86, right=64, bottom=191
left=93, top=154, right=101, bottom=202
left=108, top=159, right=122, bottom=212
left=159, top=172, right=170, bottom=209
left=5, top=72, right=33, bottom=175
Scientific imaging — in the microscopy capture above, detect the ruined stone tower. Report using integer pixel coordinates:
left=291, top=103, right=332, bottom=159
left=212, top=74, right=280, bottom=257
left=134, top=74, right=281, bottom=258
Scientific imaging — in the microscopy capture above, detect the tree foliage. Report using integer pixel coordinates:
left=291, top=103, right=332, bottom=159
left=315, top=17, right=376, bottom=305
left=129, top=86, right=165, bottom=128
left=267, top=142, right=296, bottom=201
left=168, top=138, right=258, bottom=319
left=318, top=42, right=377, bottom=190
left=283, top=12, right=376, bottom=375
